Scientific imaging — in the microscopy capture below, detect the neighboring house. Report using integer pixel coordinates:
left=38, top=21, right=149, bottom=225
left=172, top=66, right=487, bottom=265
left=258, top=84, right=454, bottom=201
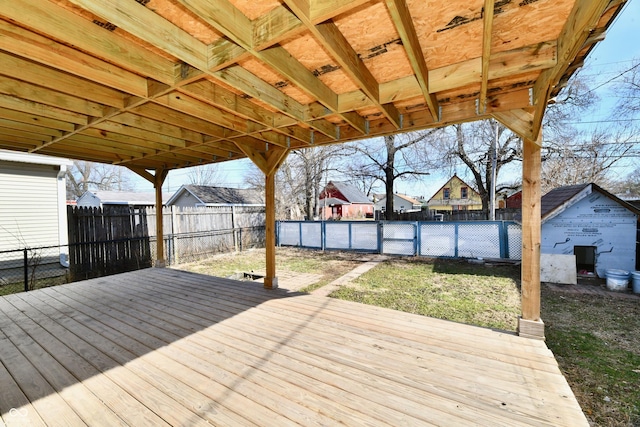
left=374, top=193, right=422, bottom=213
left=319, top=181, right=373, bottom=219
left=76, top=190, right=171, bottom=208
left=541, top=183, right=639, bottom=277
left=427, top=175, right=482, bottom=211
left=167, top=185, right=264, bottom=207
left=506, top=190, right=522, bottom=209
left=0, top=150, right=72, bottom=267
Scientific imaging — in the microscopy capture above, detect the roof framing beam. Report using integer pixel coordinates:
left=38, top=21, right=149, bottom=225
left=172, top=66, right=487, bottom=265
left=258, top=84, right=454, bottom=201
left=177, top=0, right=366, bottom=134
left=280, top=1, right=402, bottom=128
left=530, top=0, right=612, bottom=141
left=384, top=0, right=439, bottom=122
left=478, top=0, right=495, bottom=114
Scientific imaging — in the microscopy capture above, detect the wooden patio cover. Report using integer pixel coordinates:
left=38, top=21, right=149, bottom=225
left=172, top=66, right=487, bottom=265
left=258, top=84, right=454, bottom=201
left=0, top=0, right=627, bottom=337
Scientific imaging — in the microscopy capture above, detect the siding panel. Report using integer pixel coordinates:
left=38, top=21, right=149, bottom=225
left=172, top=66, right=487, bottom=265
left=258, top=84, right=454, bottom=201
left=0, top=161, right=61, bottom=251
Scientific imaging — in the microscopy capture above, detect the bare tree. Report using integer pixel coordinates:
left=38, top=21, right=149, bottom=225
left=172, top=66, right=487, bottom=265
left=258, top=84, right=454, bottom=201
left=611, top=166, right=640, bottom=198
left=186, top=164, right=227, bottom=185
left=66, top=161, right=133, bottom=199
left=243, top=146, right=346, bottom=220
left=434, top=120, right=521, bottom=217
left=612, top=58, right=640, bottom=118
left=431, top=70, right=606, bottom=217
left=541, top=126, right=636, bottom=193
left=244, top=159, right=303, bottom=220
left=343, top=131, right=440, bottom=218
left=292, top=146, right=346, bottom=220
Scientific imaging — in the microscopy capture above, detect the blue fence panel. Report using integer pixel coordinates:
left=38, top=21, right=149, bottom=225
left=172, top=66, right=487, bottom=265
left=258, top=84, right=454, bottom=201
left=507, top=222, right=522, bottom=260
left=276, top=220, right=522, bottom=260
left=300, top=222, right=322, bottom=248
left=419, top=223, right=457, bottom=257
left=457, top=222, right=502, bottom=258
left=351, top=222, right=379, bottom=251
left=325, top=222, right=350, bottom=249
left=278, top=221, right=301, bottom=246
left=382, top=222, right=416, bottom=255
left=324, top=222, right=379, bottom=252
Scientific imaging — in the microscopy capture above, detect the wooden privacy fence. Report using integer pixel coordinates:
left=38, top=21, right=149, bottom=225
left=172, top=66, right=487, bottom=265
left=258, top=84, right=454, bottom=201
left=146, top=206, right=266, bottom=264
left=67, top=206, right=152, bottom=281
left=67, top=205, right=266, bottom=278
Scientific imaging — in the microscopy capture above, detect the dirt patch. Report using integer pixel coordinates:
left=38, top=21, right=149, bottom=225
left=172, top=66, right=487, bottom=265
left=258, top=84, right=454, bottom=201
left=542, top=286, right=640, bottom=426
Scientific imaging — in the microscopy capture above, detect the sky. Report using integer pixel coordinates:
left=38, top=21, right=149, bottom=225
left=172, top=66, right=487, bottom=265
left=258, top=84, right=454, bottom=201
left=132, top=0, right=640, bottom=198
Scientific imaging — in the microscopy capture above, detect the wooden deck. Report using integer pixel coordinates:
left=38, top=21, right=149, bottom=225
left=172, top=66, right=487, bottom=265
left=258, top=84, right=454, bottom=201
left=0, top=268, right=587, bottom=426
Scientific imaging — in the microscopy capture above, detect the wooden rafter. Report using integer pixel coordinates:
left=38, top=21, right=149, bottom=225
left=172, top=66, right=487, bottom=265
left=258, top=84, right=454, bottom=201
left=0, top=0, right=622, bottom=173
left=384, top=0, right=439, bottom=122
left=530, top=0, right=615, bottom=140
left=479, top=0, right=495, bottom=114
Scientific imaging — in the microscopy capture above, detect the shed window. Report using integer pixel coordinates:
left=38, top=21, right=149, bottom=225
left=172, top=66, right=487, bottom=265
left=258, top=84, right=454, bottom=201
left=443, top=188, right=450, bottom=199
left=461, top=187, right=468, bottom=199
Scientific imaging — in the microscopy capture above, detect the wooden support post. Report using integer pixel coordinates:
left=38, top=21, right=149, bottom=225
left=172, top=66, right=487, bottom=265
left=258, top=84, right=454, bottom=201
left=519, top=134, right=544, bottom=339
left=242, top=145, right=289, bottom=289
left=154, top=168, right=168, bottom=267
left=264, top=169, right=278, bottom=289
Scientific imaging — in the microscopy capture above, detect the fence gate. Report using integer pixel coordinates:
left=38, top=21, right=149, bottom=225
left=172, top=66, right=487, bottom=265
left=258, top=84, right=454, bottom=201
left=381, top=222, right=416, bottom=255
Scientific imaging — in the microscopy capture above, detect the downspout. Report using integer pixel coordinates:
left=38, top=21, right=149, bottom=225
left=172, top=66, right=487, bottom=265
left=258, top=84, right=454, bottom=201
left=57, top=165, right=70, bottom=267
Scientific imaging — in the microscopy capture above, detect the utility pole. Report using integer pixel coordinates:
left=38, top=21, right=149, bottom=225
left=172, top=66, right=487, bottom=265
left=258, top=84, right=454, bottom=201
left=490, top=120, right=498, bottom=221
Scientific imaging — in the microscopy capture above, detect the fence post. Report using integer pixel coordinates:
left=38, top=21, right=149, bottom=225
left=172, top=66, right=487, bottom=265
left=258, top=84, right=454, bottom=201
left=171, top=206, right=179, bottom=264
left=23, top=248, right=28, bottom=292
left=501, top=221, right=510, bottom=259
left=454, top=223, right=459, bottom=258
left=231, top=206, right=238, bottom=252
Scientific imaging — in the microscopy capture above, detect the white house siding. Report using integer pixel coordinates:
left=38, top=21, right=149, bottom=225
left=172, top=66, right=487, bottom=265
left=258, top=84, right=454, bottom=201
left=541, top=193, right=637, bottom=277
left=0, top=160, right=63, bottom=252
left=374, top=194, right=420, bottom=212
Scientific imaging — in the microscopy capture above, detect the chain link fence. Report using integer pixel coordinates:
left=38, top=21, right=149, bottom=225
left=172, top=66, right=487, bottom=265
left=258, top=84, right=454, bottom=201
left=0, top=245, right=69, bottom=296
left=1, top=226, right=266, bottom=297
left=278, top=220, right=520, bottom=259
left=152, top=226, right=265, bottom=265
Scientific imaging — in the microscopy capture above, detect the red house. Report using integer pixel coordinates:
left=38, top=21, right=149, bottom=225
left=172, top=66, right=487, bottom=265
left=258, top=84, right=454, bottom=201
left=319, top=181, right=374, bottom=220
left=506, top=191, right=522, bottom=209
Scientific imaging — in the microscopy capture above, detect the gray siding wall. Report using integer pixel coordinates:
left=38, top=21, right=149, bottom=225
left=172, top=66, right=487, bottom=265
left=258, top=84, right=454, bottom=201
left=0, top=160, right=62, bottom=251
left=76, top=192, right=101, bottom=207
left=171, top=191, right=199, bottom=208
left=541, top=192, right=637, bottom=277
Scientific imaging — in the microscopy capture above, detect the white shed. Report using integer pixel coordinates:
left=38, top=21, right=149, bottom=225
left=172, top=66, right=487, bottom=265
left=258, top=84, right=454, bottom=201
left=541, top=183, right=639, bottom=278
left=0, top=150, right=72, bottom=266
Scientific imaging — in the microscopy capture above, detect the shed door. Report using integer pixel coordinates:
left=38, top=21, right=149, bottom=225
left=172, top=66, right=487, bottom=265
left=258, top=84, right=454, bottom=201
left=574, top=246, right=596, bottom=276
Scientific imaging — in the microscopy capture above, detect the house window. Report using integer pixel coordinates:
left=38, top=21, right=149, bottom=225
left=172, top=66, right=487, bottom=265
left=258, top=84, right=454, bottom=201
left=461, top=187, right=468, bottom=199
left=443, top=188, right=450, bottom=199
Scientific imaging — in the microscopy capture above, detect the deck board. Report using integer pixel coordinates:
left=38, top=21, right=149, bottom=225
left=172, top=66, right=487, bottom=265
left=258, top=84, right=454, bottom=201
left=0, top=268, right=588, bottom=426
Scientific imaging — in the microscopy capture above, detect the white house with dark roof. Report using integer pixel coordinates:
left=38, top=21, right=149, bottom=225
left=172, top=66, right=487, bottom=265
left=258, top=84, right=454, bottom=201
left=0, top=150, right=72, bottom=268
left=374, top=193, right=422, bottom=213
left=541, top=183, right=639, bottom=278
left=318, top=181, right=373, bottom=219
left=166, top=185, right=264, bottom=208
left=76, top=190, right=172, bottom=208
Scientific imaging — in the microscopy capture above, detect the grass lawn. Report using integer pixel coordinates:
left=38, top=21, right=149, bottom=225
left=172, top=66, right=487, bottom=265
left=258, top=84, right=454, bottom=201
left=175, top=247, right=362, bottom=291
left=181, top=248, right=640, bottom=426
left=330, top=257, right=522, bottom=331
left=543, top=290, right=640, bottom=426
